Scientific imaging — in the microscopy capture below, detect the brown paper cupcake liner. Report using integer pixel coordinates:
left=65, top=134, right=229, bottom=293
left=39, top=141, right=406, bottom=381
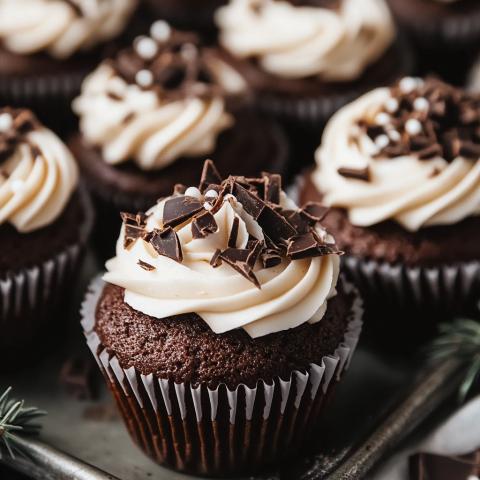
left=81, top=275, right=363, bottom=476
left=0, top=187, right=94, bottom=360
left=254, top=36, right=415, bottom=130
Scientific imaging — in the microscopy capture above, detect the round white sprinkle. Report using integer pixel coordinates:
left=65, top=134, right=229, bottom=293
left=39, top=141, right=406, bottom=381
left=375, top=112, right=390, bottom=126
left=205, top=189, right=219, bottom=198
left=413, top=97, right=429, bottom=111
left=135, top=37, right=158, bottom=60
left=135, top=69, right=154, bottom=87
left=399, top=77, right=418, bottom=94
left=385, top=98, right=399, bottom=113
left=388, top=130, right=401, bottom=142
left=185, top=186, right=202, bottom=199
left=11, top=179, right=25, bottom=194
left=375, top=134, right=390, bottom=149
left=181, top=43, right=198, bottom=61
left=0, top=113, right=13, bottom=132
left=150, top=20, right=171, bottom=41
left=405, top=118, right=422, bottom=135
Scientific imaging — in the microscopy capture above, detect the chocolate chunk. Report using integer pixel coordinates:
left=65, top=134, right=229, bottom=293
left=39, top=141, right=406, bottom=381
left=163, top=196, right=204, bottom=228
left=300, top=202, right=330, bottom=225
left=261, top=249, right=282, bottom=269
left=60, top=357, right=95, bottom=401
left=338, top=166, right=370, bottom=182
left=199, top=159, right=223, bottom=193
left=366, top=125, right=385, bottom=140
left=417, top=143, right=443, bottom=160
left=228, top=216, right=240, bottom=247
left=459, top=141, right=480, bottom=159
left=149, top=227, right=183, bottom=262
left=443, top=130, right=461, bottom=162
left=210, top=248, right=222, bottom=268
left=232, top=181, right=265, bottom=219
left=173, top=184, right=187, bottom=196
left=136, top=212, right=149, bottom=226
left=410, top=136, right=433, bottom=151
left=220, top=241, right=264, bottom=289
left=191, top=211, right=218, bottom=239
left=381, top=142, right=410, bottom=157
left=138, top=260, right=156, bottom=271
left=262, top=172, right=281, bottom=205
left=107, top=91, right=123, bottom=101
left=257, top=205, right=297, bottom=243
left=319, top=242, right=343, bottom=256
left=281, top=210, right=310, bottom=235
left=287, top=232, right=322, bottom=260
left=120, top=212, right=137, bottom=225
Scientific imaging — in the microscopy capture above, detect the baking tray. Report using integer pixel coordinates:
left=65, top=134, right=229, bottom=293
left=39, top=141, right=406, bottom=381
left=0, top=250, right=466, bottom=480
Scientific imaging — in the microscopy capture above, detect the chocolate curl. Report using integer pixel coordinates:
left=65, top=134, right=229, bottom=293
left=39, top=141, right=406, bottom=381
left=199, top=159, right=223, bottom=193
left=149, top=227, right=183, bottom=263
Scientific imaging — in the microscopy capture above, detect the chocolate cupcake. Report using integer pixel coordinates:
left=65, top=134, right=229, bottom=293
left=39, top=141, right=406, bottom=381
left=214, top=0, right=414, bottom=128
left=70, top=21, right=288, bottom=260
left=81, top=160, right=363, bottom=476
left=0, top=107, right=92, bottom=361
left=0, top=0, right=138, bottom=133
left=300, top=77, right=480, bottom=349
left=386, top=0, right=480, bottom=85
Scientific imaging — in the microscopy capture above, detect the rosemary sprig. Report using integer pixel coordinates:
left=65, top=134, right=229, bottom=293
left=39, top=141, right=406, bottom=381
left=0, top=387, right=47, bottom=460
left=425, top=316, right=480, bottom=404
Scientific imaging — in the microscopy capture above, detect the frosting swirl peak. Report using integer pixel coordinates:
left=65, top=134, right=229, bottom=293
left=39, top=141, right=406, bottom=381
left=104, top=161, right=342, bottom=338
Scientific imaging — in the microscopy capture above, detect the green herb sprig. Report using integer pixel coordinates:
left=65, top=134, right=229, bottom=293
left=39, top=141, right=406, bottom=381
left=426, top=317, right=480, bottom=404
left=0, top=387, right=47, bottom=459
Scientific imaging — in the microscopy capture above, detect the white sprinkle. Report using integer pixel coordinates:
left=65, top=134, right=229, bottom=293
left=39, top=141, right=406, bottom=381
left=414, top=97, right=429, bottom=111
left=399, top=77, right=418, bottom=93
left=135, top=37, right=158, bottom=60
left=135, top=69, right=153, bottom=87
left=205, top=190, right=219, bottom=198
left=204, top=202, right=213, bottom=211
left=375, top=112, right=390, bottom=126
left=11, top=179, right=25, bottom=193
left=224, top=194, right=236, bottom=202
left=405, top=118, right=422, bottom=135
left=150, top=20, right=171, bottom=41
left=388, top=130, right=401, bottom=142
left=185, top=186, right=202, bottom=199
left=375, top=134, right=390, bottom=149
left=0, top=113, right=13, bottom=132
left=181, top=43, right=198, bottom=61
left=385, top=98, right=399, bottom=113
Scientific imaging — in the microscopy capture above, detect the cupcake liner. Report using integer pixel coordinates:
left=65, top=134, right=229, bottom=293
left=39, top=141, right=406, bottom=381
left=0, top=187, right=94, bottom=359
left=254, top=36, right=415, bottom=130
left=81, top=275, right=363, bottom=476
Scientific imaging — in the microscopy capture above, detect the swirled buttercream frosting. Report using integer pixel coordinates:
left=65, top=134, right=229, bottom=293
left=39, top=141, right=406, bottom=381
left=0, top=0, right=137, bottom=60
left=0, top=108, right=78, bottom=233
left=103, top=160, right=342, bottom=338
left=73, top=21, right=246, bottom=171
left=313, top=77, right=480, bottom=232
left=215, top=0, right=395, bottom=82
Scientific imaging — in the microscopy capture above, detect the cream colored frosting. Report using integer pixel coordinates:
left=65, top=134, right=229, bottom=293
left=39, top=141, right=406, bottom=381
left=215, top=0, right=395, bottom=82
left=72, top=64, right=235, bottom=171
left=313, top=86, right=480, bottom=232
left=0, top=0, right=137, bottom=60
left=0, top=127, right=78, bottom=233
left=103, top=191, right=340, bottom=338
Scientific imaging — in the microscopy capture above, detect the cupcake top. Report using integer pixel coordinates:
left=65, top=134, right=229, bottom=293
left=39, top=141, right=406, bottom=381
left=215, top=0, right=395, bottom=82
left=0, top=107, right=78, bottom=233
left=313, top=77, right=480, bottom=232
left=73, top=21, right=247, bottom=171
left=103, top=160, right=342, bottom=338
left=0, top=0, right=137, bottom=60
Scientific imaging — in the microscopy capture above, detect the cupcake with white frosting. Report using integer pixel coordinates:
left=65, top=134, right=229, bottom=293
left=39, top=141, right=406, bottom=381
left=300, top=77, right=480, bottom=348
left=0, top=0, right=138, bottom=132
left=81, top=159, right=363, bottom=475
left=0, top=107, right=92, bottom=361
left=70, top=21, right=288, bottom=259
left=214, top=0, right=413, bottom=127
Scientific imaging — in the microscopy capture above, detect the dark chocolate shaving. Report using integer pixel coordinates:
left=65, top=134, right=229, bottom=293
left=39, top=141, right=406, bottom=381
left=261, top=249, right=282, bottom=269
left=287, top=232, right=322, bottom=260
left=262, top=172, right=281, bottom=205
left=173, top=184, right=187, bottom=197
left=191, top=211, right=218, bottom=239
left=210, top=248, right=222, bottom=268
left=232, top=181, right=265, bottom=219
left=338, top=167, right=370, bottom=182
left=300, top=202, right=330, bottom=224
left=149, top=227, right=183, bottom=262
left=281, top=210, right=310, bottom=235
left=257, top=206, right=297, bottom=243
left=228, top=216, right=240, bottom=247
left=138, top=260, right=156, bottom=271
left=199, top=159, right=223, bottom=193
left=121, top=211, right=146, bottom=249
left=163, top=196, right=204, bottom=228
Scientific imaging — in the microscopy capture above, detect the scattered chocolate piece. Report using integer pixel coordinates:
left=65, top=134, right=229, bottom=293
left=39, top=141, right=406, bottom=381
left=199, top=159, right=223, bottom=193
left=220, top=241, right=264, bottom=289
left=281, top=210, right=310, bottom=235
left=337, top=167, right=370, bottom=182
left=210, top=248, right=222, bottom=268
left=232, top=181, right=265, bottom=219
left=262, top=172, right=281, bottom=205
left=163, top=195, right=204, bottom=228
left=257, top=206, right=297, bottom=243
left=60, top=357, right=95, bottom=401
left=150, top=227, right=183, bottom=262
left=121, top=212, right=146, bottom=249
left=107, top=91, right=123, bottom=101
left=287, top=232, right=322, bottom=260
left=261, top=249, right=282, bottom=269
left=228, top=216, right=240, bottom=247
left=300, top=202, right=330, bottom=225
left=191, top=211, right=218, bottom=239
left=136, top=211, right=149, bottom=226
left=138, top=259, right=156, bottom=271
